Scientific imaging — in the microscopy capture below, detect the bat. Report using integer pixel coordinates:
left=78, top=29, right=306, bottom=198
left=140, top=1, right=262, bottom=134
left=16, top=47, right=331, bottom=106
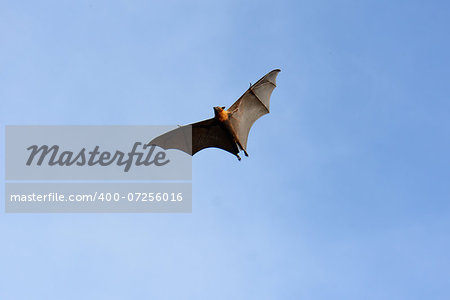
left=147, top=69, right=280, bottom=160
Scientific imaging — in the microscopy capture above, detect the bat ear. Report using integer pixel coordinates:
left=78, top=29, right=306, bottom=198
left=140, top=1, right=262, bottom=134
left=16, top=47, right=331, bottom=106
left=221, top=106, right=225, bottom=109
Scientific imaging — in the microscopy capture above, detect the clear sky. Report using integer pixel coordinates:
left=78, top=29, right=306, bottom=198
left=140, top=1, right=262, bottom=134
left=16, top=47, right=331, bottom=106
left=1, top=0, right=449, bottom=299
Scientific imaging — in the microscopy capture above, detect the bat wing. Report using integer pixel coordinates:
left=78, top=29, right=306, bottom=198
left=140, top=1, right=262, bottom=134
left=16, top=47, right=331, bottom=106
left=228, top=69, right=280, bottom=150
left=148, top=118, right=239, bottom=156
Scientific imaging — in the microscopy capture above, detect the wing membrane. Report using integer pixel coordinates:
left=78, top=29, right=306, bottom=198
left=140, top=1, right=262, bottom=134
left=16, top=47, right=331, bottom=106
left=228, top=69, right=280, bottom=150
left=148, top=118, right=238, bottom=156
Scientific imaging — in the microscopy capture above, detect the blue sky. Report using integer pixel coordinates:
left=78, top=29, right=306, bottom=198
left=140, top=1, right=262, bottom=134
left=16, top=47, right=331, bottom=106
left=1, top=0, right=450, bottom=299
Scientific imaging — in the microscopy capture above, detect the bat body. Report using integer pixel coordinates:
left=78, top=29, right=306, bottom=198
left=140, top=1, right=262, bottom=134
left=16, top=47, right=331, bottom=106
left=148, top=69, right=280, bottom=160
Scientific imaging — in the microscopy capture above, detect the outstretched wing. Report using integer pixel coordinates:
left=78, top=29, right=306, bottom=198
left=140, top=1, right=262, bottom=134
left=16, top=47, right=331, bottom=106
left=147, top=118, right=239, bottom=156
left=228, top=69, right=280, bottom=150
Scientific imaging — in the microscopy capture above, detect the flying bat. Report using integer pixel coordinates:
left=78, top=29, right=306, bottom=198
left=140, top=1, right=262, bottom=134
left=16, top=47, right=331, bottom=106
left=148, top=69, right=280, bottom=160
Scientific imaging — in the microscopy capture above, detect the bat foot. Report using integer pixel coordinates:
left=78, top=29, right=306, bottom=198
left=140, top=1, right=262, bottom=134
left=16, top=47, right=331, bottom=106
left=236, top=154, right=241, bottom=161
left=244, top=150, right=248, bottom=157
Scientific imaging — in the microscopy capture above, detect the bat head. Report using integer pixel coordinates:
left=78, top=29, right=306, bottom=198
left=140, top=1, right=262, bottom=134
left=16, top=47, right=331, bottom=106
left=213, top=106, right=226, bottom=114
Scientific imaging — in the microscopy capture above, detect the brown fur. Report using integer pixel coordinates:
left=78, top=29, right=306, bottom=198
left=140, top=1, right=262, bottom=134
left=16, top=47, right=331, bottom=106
left=217, top=108, right=229, bottom=122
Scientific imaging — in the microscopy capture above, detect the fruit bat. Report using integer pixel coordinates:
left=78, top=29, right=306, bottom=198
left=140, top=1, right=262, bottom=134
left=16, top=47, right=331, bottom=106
left=147, top=69, right=280, bottom=160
